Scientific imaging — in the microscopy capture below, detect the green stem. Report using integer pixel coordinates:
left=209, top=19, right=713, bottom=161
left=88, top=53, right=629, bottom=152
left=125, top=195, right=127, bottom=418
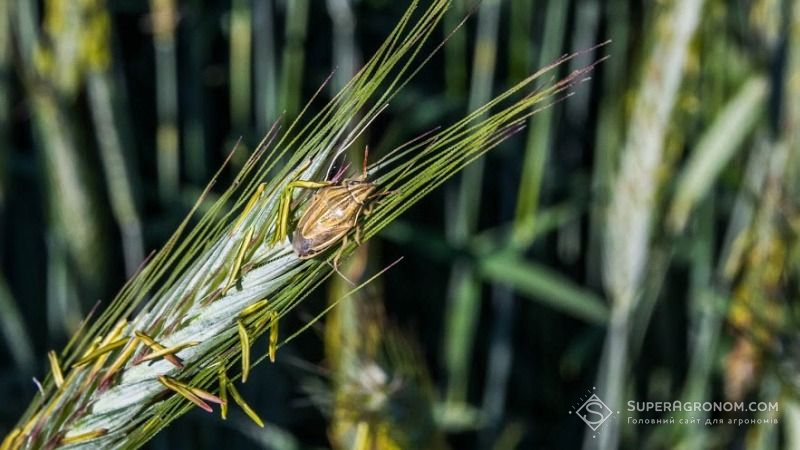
left=87, top=70, right=145, bottom=276
left=184, top=0, right=208, bottom=184
left=511, top=0, right=569, bottom=247
left=150, top=0, right=180, bottom=202
left=595, top=0, right=704, bottom=448
left=585, top=0, right=628, bottom=288
left=230, top=0, right=253, bottom=131
left=0, top=274, right=35, bottom=372
left=254, top=0, right=278, bottom=132
left=443, top=0, right=467, bottom=99
left=280, top=0, right=309, bottom=118
left=443, top=0, right=501, bottom=407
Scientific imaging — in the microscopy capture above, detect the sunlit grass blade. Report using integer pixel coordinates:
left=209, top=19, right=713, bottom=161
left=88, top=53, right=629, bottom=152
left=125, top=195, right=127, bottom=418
left=667, top=76, right=768, bottom=232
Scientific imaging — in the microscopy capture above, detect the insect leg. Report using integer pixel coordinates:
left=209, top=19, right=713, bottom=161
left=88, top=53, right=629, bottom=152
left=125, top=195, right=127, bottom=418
left=329, top=235, right=358, bottom=287
left=361, top=202, right=375, bottom=218
left=271, top=180, right=330, bottom=244
left=354, top=224, right=363, bottom=246
left=332, top=234, right=348, bottom=269
left=328, top=260, right=356, bottom=286
left=329, top=162, right=350, bottom=182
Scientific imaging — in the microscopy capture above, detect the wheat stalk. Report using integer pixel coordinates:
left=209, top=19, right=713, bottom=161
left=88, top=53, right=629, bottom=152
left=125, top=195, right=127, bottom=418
left=596, top=0, right=702, bottom=449
left=2, top=2, right=604, bottom=449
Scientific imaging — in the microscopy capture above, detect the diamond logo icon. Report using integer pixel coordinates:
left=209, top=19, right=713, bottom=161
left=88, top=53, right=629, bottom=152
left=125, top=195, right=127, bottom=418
left=575, top=393, right=614, bottom=431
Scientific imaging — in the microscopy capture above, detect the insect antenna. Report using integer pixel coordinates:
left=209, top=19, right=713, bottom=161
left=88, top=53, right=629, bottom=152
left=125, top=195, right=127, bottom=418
left=362, top=145, right=369, bottom=179
left=329, top=162, right=351, bottom=183
left=328, top=260, right=357, bottom=287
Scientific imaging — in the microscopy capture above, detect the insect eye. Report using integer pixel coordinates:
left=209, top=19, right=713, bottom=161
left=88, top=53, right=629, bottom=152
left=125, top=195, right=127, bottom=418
left=297, top=239, right=312, bottom=253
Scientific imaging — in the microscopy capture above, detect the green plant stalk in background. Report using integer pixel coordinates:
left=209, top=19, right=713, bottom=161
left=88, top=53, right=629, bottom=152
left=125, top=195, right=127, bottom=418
left=84, top=0, right=145, bottom=277
left=768, top=0, right=800, bottom=440
left=0, top=275, right=34, bottom=373
left=279, top=0, right=309, bottom=119
left=443, top=0, right=501, bottom=412
left=0, top=0, right=36, bottom=375
left=254, top=0, right=278, bottom=134
left=0, top=0, right=9, bottom=213
left=443, top=0, right=467, bottom=100
left=183, top=0, right=210, bottom=185
left=229, top=0, right=252, bottom=134
left=627, top=73, right=768, bottom=358
left=597, top=0, right=703, bottom=449
left=327, top=0, right=359, bottom=95
left=667, top=76, right=768, bottom=233
left=586, top=0, right=629, bottom=289
left=512, top=0, right=569, bottom=247
left=2, top=2, right=604, bottom=448
left=13, top=0, right=110, bottom=328
left=150, top=0, right=181, bottom=204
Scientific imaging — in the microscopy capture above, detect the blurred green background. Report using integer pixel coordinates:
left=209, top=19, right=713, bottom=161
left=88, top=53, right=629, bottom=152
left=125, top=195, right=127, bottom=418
left=2, top=0, right=800, bottom=449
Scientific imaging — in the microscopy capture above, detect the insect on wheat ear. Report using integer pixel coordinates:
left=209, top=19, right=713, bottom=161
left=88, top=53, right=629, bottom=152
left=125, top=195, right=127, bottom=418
left=273, top=146, right=389, bottom=269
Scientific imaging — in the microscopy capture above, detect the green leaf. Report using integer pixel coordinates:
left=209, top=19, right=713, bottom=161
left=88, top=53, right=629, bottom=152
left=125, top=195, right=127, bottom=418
left=668, top=76, right=768, bottom=232
left=478, top=252, right=609, bottom=324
